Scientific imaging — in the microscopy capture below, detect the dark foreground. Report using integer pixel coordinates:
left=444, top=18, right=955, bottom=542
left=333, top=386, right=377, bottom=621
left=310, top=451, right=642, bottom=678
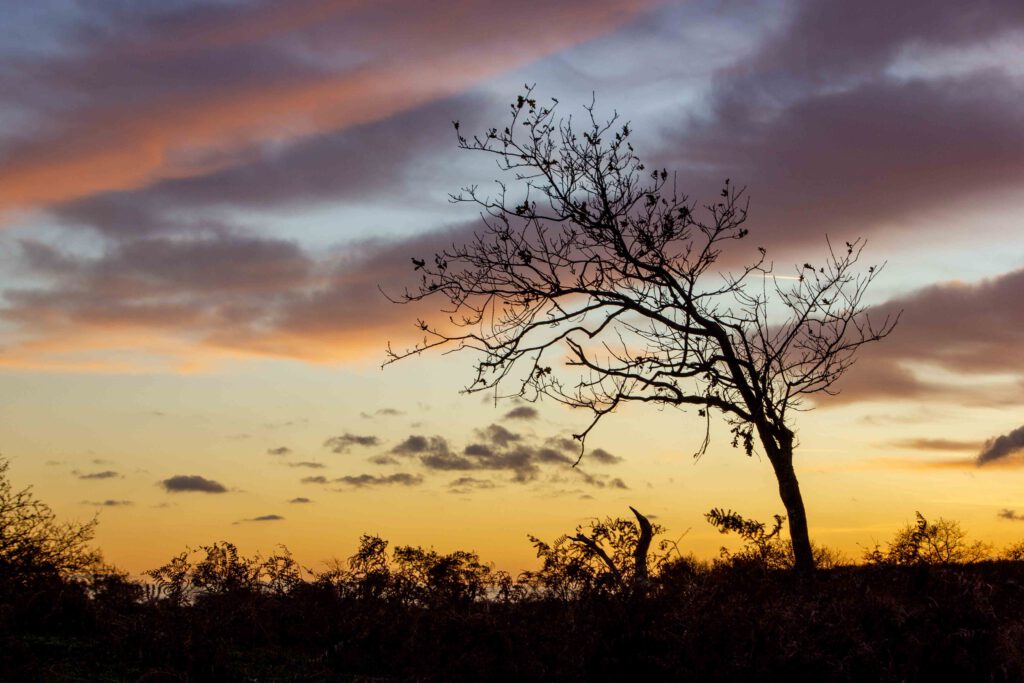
left=4, top=554, right=1024, bottom=682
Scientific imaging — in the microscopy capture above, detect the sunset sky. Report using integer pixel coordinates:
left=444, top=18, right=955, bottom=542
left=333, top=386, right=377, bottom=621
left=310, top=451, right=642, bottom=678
left=2, top=0, right=1023, bottom=575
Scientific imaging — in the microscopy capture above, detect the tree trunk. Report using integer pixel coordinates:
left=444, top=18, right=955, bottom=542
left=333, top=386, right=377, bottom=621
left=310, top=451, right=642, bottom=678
left=769, top=446, right=814, bottom=574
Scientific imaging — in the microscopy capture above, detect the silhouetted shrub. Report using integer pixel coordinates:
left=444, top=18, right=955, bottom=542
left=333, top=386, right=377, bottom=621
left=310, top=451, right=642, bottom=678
left=864, top=512, right=992, bottom=565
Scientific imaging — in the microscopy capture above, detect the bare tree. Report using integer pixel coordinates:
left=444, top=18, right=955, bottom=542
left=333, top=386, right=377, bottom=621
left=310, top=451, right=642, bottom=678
left=385, top=88, right=897, bottom=573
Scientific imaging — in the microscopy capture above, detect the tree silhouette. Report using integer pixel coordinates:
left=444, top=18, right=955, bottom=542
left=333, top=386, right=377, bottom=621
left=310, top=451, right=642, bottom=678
left=386, top=88, right=897, bottom=573
left=0, top=455, right=100, bottom=587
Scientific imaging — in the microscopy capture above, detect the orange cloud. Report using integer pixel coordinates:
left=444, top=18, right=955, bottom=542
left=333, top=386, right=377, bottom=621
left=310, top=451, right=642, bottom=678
left=0, top=0, right=660, bottom=212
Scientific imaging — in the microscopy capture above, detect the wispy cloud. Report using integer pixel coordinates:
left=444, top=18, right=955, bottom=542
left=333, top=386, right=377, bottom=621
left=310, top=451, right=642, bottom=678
left=335, top=473, right=423, bottom=488
left=237, top=514, right=285, bottom=523
left=324, top=433, right=380, bottom=453
left=75, top=470, right=121, bottom=480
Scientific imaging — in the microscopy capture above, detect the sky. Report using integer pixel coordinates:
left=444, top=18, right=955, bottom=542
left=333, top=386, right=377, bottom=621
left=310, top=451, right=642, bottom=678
left=1, top=0, right=1023, bottom=575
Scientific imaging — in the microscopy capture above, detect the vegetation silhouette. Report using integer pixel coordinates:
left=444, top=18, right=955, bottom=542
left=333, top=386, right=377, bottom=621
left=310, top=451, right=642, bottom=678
left=4, top=458, right=1024, bottom=680
left=385, top=87, right=898, bottom=573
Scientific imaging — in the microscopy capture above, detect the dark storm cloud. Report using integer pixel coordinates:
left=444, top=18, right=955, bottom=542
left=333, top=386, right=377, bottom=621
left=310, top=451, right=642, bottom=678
left=324, top=433, right=380, bottom=453
left=978, top=425, right=1024, bottom=466
left=160, top=475, right=227, bottom=493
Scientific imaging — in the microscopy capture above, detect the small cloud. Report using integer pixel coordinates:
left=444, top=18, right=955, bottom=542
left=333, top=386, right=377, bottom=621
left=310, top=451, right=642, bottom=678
left=392, top=435, right=448, bottom=455
left=477, top=424, right=520, bottom=447
left=889, top=438, right=982, bottom=452
left=589, top=448, right=622, bottom=465
left=76, top=470, right=121, bottom=480
left=448, top=476, right=497, bottom=493
left=287, top=461, right=325, bottom=469
left=335, top=473, right=423, bottom=488
left=978, top=425, right=1024, bottom=465
left=45, top=460, right=63, bottom=466
left=361, top=408, right=404, bottom=419
left=239, top=514, right=285, bottom=523
left=288, top=497, right=313, bottom=504
left=998, top=509, right=1024, bottom=522
left=264, top=418, right=309, bottom=429
left=82, top=499, right=134, bottom=507
left=160, top=475, right=227, bottom=493
left=301, top=475, right=329, bottom=484
left=368, top=454, right=400, bottom=466
left=325, top=433, right=380, bottom=453
left=267, top=446, right=292, bottom=456
left=504, top=406, right=539, bottom=420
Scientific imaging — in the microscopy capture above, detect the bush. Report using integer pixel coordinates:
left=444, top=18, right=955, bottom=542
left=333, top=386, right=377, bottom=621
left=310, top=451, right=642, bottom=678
left=864, top=512, right=991, bottom=565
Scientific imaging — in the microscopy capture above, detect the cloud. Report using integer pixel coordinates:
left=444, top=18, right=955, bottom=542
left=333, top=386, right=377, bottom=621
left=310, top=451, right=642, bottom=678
left=288, top=497, right=313, bottom=504
left=821, top=268, right=1024, bottom=406
left=287, top=461, right=325, bottom=469
left=589, top=448, right=622, bottom=465
left=978, top=425, right=1024, bottom=466
left=476, top=424, right=521, bottom=447
left=239, top=514, right=285, bottom=523
left=391, top=435, right=449, bottom=456
left=0, top=0, right=659, bottom=212
left=998, top=509, right=1024, bottom=522
left=659, top=0, right=1024, bottom=251
left=76, top=470, right=120, bottom=480
left=368, top=454, right=401, bottom=466
left=82, top=499, right=133, bottom=507
left=504, top=406, right=539, bottom=420
left=888, top=438, right=983, bottom=452
left=160, top=474, right=228, bottom=493
left=871, top=454, right=1024, bottom=471
left=300, top=475, right=329, bottom=485
left=335, top=473, right=423, bottom=488
left=449, top=477, right=496, bottom=489
left=324, top=433, right=380, bottom=453
left=416, top=425, right=618, bottom=484
left=266, top=446, right=291, bottom=456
